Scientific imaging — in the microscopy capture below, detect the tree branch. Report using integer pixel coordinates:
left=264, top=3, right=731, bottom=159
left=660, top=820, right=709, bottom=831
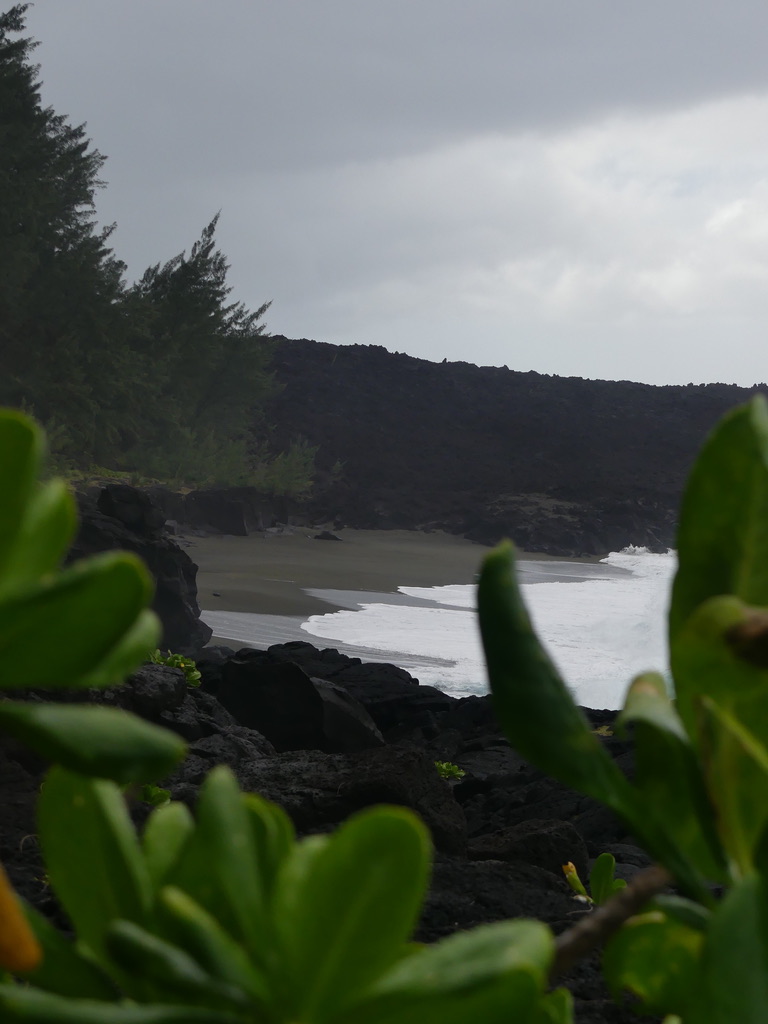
left=551, top=863, right=673, bottom=980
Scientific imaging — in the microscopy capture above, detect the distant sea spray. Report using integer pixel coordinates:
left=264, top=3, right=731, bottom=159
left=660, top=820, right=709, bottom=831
left=301, top=547, right=677, bottom=710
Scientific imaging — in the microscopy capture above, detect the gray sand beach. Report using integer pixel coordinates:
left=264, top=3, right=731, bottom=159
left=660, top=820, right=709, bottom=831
left=188, top=528, right=604, bottom=658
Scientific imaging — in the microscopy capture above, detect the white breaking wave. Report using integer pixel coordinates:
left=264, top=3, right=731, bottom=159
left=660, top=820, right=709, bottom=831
left=300, top=547, right=677, bottom=709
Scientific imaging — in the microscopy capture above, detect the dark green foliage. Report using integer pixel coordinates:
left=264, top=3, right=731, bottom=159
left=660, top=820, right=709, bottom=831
left=2, top=767, right=562, bottom=1023
left=0, top=8, right=285, bottom=487
left=0, top=5, right=129, bottom=466
left=123, top=216, right=274, bottom=483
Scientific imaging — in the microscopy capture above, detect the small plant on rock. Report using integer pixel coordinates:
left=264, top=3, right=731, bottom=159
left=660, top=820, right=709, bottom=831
left=434, top=760, right=466, bottom=781
left=562, top=853, right=627, bottom=907
left=150, top=649, right=202, bottom=687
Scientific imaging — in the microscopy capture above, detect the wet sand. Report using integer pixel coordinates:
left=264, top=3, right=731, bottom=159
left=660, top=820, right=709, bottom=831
left=189, top=528, right=491, bottom=618
left=187, top=528, right=601, bottom=654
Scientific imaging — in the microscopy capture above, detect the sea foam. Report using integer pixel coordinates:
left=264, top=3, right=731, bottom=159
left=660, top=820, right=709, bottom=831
left=300, top=547, right=676, bottom=709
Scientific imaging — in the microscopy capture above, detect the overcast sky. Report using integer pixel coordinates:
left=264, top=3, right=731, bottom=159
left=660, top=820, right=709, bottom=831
left=23, top=1, right=768, bottom=386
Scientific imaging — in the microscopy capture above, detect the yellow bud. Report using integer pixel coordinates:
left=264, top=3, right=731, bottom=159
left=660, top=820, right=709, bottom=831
left=562, top=861, right=590, bottom=900
left=0, top=861, right=42, bottom=973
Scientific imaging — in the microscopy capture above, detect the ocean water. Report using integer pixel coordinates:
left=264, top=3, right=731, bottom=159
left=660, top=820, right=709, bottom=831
left=300, top=548, right=677, bottom=709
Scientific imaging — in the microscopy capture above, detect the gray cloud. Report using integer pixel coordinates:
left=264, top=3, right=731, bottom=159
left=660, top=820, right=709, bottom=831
left=23, top=1, right=768, bottom=384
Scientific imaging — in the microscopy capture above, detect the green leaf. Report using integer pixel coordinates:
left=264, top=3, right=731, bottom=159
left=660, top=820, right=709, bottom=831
left=697, top=697, right=768, bottom=877
left=0, top=480, right=76, bottom=600
left=156, top=887, right=271, bottom=1009
left=273, top=805, right=431, bottom=1022
left=589, top=853, right=620, bottom=906
left=0, top=410, right=42, bottom=579
left=348, top=920, right=553, bottom=1024
left=669, top=395, right=768, bottom=643
left=671, top=596, right=768, bottom=751
left=650, top=895, right=711, bottom=933
left=617, top=673, right=726, bottom=885
left=0, top=703, right=186, bottom=783
left=37, top=768, right=152, bottom=967
left=242, top=792, right=295, bottom=896
left=535, top=987, right=574, bottom=1024
left=167, top=767, right=265, bottom=961
left=477, top=542, right=633, bottom=811
left=603, top=910, right=704, bottom=1016
left=0, top=553, right=156, bottom=689
left=142, top=803, right=195, bottom=892
left=19, top=902, right=118, bottom=1000
left=76, top=609, right=162, bottom=690
left=0, top=985, right=247, bottom=1024
left=105, top=920, right=250, bottom=1011
left=688, top=875, right=768, bottom=1023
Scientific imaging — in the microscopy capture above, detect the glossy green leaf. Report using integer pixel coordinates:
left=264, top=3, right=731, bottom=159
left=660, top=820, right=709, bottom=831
left=273, top=805, right=431, bottom=1022
left=0, top=480, right=76, bottom=600
left=242, top=792, right=295, bottom=895
left=697, top=697, right=768, bottom=877
left=348, top=920, right=553, bottom=1024
left=603, top=910, right=704, bottom=1015
left=156, top=887, right=271, bottom=1009
left=37, top=768, right=152, bottom=966
left=671, top=596, right=768, bottom=750
left=688, top=875, right=768, bottom=1023
left=19, top=902, right=118, bottom=1000
left=0, top=703, right=185, bottom=783
left=0, top=985, right=247, bottom=1024
left=535, top=987, right=574, bottom=1024
left=669, top=395, right=768, bottom=643
left=0, top=553, right=155, bottom=688
left=76, top=609, right=162, bottom=690
left=618, top=673, right=725, bottom=885
left=651, top=895, right=711, bottom=933
left=478, top=542, right=633, bottom=810
left=618, top=672, right=688, bottom=743
left=142, top=803, right=195, bottom=891
left=589, top=853, right=623, bottom=906
left=105, top=920, right=250, bottom=1011
left=167, top=767, right=265, bottom=961
left=0, top=411, right=41, bottom=578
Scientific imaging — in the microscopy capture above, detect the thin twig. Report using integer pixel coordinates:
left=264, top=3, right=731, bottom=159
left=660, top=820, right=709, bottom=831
left=551, top=863, right=673, bottom=980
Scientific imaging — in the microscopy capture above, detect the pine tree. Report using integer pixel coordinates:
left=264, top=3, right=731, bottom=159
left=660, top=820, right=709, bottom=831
left=126, top=216, right=274, bottom=482
left=0, top=4, right=131, bottom=464
left=0, top=6, right=282, bottom=485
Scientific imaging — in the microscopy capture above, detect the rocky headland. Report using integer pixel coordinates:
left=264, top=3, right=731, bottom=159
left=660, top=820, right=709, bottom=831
left=2, top=645, right=658, bottom=1024
left=263, top=337, right=767, bottom=556
left=0, top=486, right=662, bottom=1023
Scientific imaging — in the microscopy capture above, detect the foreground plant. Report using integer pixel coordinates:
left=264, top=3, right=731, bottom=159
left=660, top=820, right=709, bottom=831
left=150, top=649, right=202, bottom=687
left=0, top=409, right=186, bottom=974
left=6, top=397, right=768, bottom=1022
left=0, top=766, right=570, bottom=1024
left=434, top=760, right=466, bottom=781
left=562, top=853, right=626, bottom=907
left=479, top=395, right=768, bottom=1021
left=0, top=409, right=185, bottom=779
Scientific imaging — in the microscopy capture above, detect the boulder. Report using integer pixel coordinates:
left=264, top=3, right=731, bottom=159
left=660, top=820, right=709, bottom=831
left=71, top=486, right=211, bottom=655
left=468, top=818, right=590, bottom=882
left=231, top=745, right=467, bottom=855
left=218, top=655, right=385, bottom=753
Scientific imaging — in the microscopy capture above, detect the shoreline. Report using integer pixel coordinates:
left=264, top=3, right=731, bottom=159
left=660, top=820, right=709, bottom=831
left=188, top=527, right=599, bottom=619
left=187, top=527, right=602, bottom=653
left=189, top=528, right=488, bottom=619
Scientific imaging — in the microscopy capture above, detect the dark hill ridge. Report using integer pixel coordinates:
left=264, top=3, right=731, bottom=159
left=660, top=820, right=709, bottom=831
left=267, top=337, right=766, bottom=555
